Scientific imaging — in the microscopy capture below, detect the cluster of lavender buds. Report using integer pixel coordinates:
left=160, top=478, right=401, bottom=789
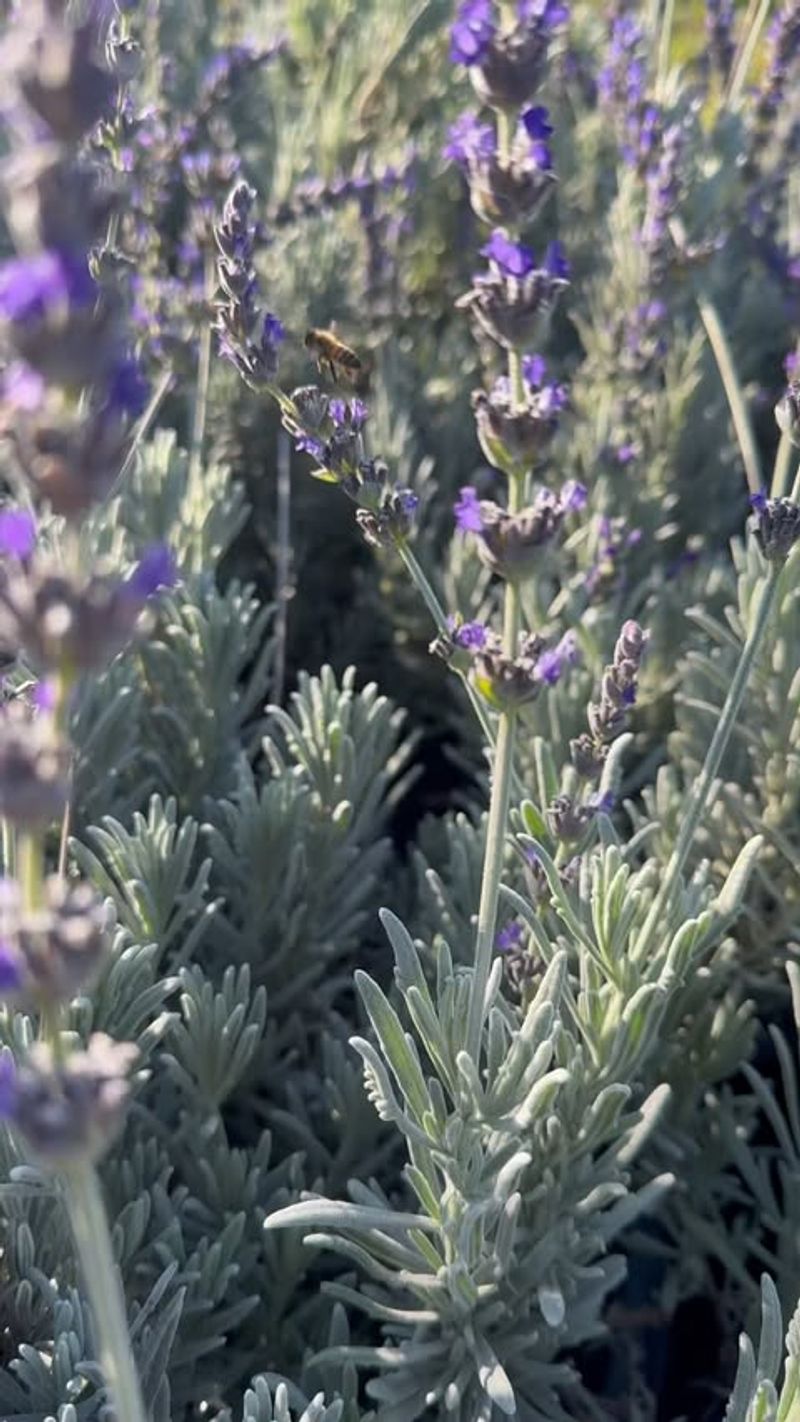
left=438, top=620, right=579, bottom=705
left=454, top=476, right=585, bottom=578
left=749, top=4, right=800, bottom=151
left=269, top=150, right=416, bottom=229
left=457, top=228, right=569, bottom=350
left=214, top=182, right=285, bottom=391
left=704, top=0, right=736, bottom=84
left=0, top=5, right=148, bottom=516
left=471, top=352, right=567, bottom=473
left=444, top=105, right=555, bottom=226
left=597, top=9, right=660, bottom=172
left=284, top=390, right=419, bottom=546
left=0, top=0, right=170, bottom=1170
left=570, top=620, right=648, bottom=780
left=749, top=491, right=800, bottom=564
left=214, top=186, right=419, bottom=550
left=450, top=0, right=569, bottom=110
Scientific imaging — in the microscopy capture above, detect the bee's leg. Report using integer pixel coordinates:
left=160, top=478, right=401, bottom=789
left=325, top=359, right=336, bottom=385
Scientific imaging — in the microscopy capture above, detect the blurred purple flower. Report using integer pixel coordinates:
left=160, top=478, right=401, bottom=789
left=127, top=545, right=177, bottom=599
left=482, top=230, right=537, bottom=278
left=2, top=363, right=45, bottom=412
left=0, top=511, right=36, bottom=560
left=455, top=486, right=484, bottom=532
left=443, top=111, right=496, bottom=166
left=496, top=919, right=524, bottom=951
left=450, top=0, right=495, bottom=65
left=0, top=251, right=94, bottom=325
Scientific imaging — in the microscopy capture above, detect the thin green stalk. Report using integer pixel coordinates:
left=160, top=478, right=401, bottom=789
left=727, top=0, right=772, bottom=105
left=62, top=1161, right=148, bottom=1422
left=464, top=475, right=523, bottom=1063
left=105, top=367, right=174, bottom=506
left=273, top=429, right=292, bottom=707
left=696, top=290, right=762, bottom=496
left=772, top=430, right=794, bottom=500
left=188, top=250, right=215, bottom=489
left=634, top=561, right=780, bottom=957
left=655, top=0, right=675, bottom=99
left=395, top=539, right=501, bottom=758
left=18, top=833, right=43, bottom=913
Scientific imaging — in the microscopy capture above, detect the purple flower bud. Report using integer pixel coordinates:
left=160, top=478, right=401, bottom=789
left=0, top=511, right=36, bottom=560
left=0, top=250, right=94, bottom=325
left=544, top=239, right=570, bottom=278
left=560, top=480, right=587, bottom=512
left=482, top=230, right=537, bottom=278
left=449, top=617, right=488, bottom=650
left=521, top=105, right=554, bottom=141
left=443, top=111, right=496, bottom=166
left=127, top=545, right=177, bottom=599
left=522, top=353, right=547, bottom=387
left=0, top=1050, right=16, bottom=1119
left=496, top=919, right=524, bottom=951
left=0, top=939, right=24, bottom=992
left=32, top=680, right=56, bottom=712
left=397, top=488, right=420, bottom=516
left=454, top=486, right=484, bottom=533
left=450, top=0, right=496, bottom=66
left=106, top=358, right=149, bottom=418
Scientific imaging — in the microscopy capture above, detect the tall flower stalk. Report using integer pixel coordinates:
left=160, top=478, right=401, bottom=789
left=0, top=5, right=174, bottom=1419
left=447, top=0, right=574, bottom=1058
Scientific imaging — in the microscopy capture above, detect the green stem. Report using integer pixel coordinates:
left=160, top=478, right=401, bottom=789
left=62, top=1162, right=148, bottom=1422
left=18, top=833, right=44, bottom=912
left=396, top=539, right=504, bottom=761
left=189, top=250, right=215, bottom=488
left=696, top=291, right=762, bottom=497
left=634, top=562, right=780, bottom=956
left=465, top=470, right=524, bottom=1061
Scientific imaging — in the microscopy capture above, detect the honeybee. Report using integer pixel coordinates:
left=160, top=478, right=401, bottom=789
left=304, top=327, right=364, bottom=387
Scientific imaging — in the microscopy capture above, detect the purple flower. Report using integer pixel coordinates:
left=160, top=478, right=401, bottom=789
left=615, top=442, right=637, bottom=464
left=328, top=399, right=348, bottom=427
left=522, top=353, right=547, bottom=387
left=482, top=230, right=537, bottom=278
left=127, top=545, right=177, bottom=599
left=496, top=919, right=524, bottom=951
left=296, top=433, right=326, bottom=462
left=0, top=251, right=93, bottom=325
left=350, top=399, right=369, bottom=430
left=448, top=616, right=488, bottom=650
left=522, top=105, right=553, bottom=141
left=0, top=1050, right=16, bottom=1120
left=454, top=486, right=484, bottom=533
left=397, top=488, right=420, bottom=516
left=535, top=630, right=579, bottom=685
left=0, top=511, right=36, bottom=560
left=443, top=111, right=496, bottom=166
left=750, top=490, right=768, bottom=512
left=0, top=940, right=23, bottom=993
left=518, top=0, right=569, bottom=24
left=32, top=680, right=56, bottom=712
left=106, top=358, right=149, bottom=418
left=262, top=312, right=286, bottom=349
left=450, top=0, right=496, bottom=66
left=544, top=240, right=570, bottom=278
left=521, top=105, right=554, bottom=168
left=560, top=480, right=587, bottom=511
